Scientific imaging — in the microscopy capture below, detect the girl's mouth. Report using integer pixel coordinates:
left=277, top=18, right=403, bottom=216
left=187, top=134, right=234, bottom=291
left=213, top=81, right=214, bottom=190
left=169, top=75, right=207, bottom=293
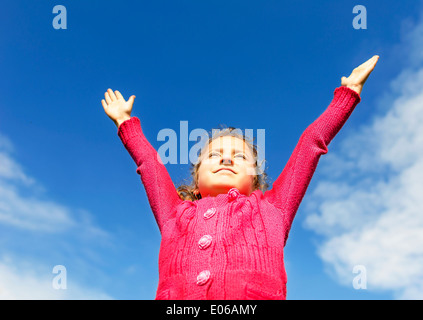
left=215, top=168, right=236, bottom=174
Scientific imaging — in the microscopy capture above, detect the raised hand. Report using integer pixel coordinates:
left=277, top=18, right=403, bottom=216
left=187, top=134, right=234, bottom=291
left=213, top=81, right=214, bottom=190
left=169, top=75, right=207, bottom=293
left=341, top=55, right=379, bottom=96
left=101, top=89, right=136, bottom=127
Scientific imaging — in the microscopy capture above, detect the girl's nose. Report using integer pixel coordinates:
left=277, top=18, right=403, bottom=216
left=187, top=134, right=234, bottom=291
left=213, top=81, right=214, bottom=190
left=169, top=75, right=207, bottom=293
left=221, top=158, right=232, bottom=165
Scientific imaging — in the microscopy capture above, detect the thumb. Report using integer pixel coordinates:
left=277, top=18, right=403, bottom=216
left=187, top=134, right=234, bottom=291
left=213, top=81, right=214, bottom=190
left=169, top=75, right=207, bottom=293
left=128, top=95, right=136, bottom=105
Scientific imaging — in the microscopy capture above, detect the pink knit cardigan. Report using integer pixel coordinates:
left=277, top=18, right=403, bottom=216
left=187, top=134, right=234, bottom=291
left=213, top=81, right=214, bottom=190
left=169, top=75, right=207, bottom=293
left=117, top=86, right=361, bottom=300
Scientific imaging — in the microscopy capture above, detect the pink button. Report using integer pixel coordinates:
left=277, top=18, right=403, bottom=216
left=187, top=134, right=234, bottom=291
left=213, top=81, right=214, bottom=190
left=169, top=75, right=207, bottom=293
left=228, top=188, right=240, bottom=201
left=196, top=270, right=211, bottom=286
left=203, top=208, right=216, bottom=219
left=198, top=235, right=212, bottom=250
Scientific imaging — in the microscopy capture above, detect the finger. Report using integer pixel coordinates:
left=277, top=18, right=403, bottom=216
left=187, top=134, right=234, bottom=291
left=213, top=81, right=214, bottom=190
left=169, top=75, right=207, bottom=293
left=363, top=57, right=379, bottom=75
left=358, top=60, right=378, bottom=84
left=105, top=92, right=112, bottom=104
left=107, top=88, right=117, bottom=101
left=101, top=99, right=108, bottom=109
left=353, top=56, right=378, bottom=80
left=115, top=90, right=124, bottom=100
left=355, top=56, right=376, bottom=71
left=362, top=55, right=379, bottom=69
left=365, top=55, right=379, bottom=69
left=370, top=55, right=379, bottom=68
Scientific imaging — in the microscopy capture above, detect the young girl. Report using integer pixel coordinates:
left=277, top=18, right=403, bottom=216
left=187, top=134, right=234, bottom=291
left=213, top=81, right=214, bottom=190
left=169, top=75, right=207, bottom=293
left=101, top=55, right=379, bottom=300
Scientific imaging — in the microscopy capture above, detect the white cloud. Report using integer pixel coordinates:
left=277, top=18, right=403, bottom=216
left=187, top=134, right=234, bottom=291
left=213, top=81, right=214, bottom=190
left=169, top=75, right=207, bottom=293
left=0, top=134, right=109, bottom=236
left=303, top=12, right=423, bottom=299
left=0, top=133, right=113, bottom=299
left=0, top=136, right=35, bottom=186
left=0, top=256, right=113, bottom=300
left=0, top=182, right=76, bottom=232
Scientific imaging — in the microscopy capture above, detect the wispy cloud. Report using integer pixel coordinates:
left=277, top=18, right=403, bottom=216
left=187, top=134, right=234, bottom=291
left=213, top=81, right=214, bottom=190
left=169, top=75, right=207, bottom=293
left=0, top=256, right=113, bottom=299
left=0, top=132, right=113, bottom=299
left=0, top=135, right=35, bottom=186
left=303, top=11, right=423, bottom=299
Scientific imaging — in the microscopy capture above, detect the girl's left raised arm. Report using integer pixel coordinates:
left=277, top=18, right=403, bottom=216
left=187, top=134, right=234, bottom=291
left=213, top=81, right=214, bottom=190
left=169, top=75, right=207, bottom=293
left=264, top=55, right=379, bottom=245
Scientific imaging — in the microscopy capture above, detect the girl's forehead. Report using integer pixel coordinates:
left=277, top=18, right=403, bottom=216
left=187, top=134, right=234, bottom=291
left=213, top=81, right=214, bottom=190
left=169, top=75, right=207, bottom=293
left=206, top=136, right=252, bottom=153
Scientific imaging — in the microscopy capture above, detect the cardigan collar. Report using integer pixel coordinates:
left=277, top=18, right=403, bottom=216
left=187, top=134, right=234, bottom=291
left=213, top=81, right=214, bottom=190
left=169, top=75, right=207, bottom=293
left=212, top=187, right=242, bottom=207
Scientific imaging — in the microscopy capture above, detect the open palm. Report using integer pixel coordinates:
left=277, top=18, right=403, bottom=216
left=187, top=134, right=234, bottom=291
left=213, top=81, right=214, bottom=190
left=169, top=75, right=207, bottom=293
left=101, top=89, right=136, bottom=127
left=341, top=55, right=379, bottom=95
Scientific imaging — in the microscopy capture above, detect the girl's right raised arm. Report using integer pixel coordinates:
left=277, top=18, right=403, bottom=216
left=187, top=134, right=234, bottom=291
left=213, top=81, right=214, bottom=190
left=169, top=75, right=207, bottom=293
left=102, top=89, right=182, bottom=233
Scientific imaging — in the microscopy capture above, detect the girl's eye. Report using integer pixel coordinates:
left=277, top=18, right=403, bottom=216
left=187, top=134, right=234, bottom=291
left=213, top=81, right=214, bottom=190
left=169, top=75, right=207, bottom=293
left=209, top=152, right=220, bottom=158
left=235, top=154, right=246, bottom=159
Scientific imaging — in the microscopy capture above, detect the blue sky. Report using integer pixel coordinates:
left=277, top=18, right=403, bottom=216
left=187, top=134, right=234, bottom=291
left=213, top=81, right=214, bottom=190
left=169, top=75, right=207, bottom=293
left=1, top=0, right=423, bottom=299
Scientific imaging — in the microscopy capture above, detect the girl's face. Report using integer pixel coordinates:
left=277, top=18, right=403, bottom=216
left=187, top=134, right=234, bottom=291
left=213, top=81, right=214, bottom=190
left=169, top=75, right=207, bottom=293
left=196, top=136, right=256, bottom=198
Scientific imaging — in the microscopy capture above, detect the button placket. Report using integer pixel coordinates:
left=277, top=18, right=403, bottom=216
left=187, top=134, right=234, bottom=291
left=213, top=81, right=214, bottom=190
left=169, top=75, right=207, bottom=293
left=195, top=206, right=217, bottom=287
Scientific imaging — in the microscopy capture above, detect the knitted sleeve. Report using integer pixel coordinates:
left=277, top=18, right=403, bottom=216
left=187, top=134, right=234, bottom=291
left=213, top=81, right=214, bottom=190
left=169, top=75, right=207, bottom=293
left=264, top=86, right=361, bottom=245
left=117, top=117, right=182, bottom=233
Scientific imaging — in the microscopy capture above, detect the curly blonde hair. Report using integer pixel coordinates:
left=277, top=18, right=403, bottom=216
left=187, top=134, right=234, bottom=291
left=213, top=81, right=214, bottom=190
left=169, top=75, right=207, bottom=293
left=176, top=126, right=269, bottom=201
